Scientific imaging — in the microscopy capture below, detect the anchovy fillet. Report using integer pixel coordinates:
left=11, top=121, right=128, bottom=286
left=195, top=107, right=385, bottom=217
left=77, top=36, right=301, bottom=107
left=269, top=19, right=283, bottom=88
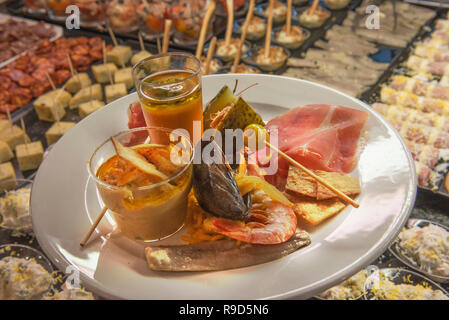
left=144, top=230, right=311, bottom=271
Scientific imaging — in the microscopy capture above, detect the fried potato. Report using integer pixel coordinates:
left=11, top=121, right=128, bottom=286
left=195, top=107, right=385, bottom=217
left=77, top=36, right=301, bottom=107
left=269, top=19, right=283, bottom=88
left=285, top=166, right=361, bottom=200
left=291, top=196, right=347, bottom=226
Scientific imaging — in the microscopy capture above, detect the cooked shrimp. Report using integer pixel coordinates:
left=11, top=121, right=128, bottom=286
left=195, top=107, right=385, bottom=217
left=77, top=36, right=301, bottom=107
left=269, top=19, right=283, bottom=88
left=211, top=190, right=297, bottom=244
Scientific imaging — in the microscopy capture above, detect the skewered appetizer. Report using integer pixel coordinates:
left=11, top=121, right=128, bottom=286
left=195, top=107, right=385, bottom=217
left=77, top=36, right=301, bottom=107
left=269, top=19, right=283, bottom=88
left=16, top=141, right=44, bottom=172
left=242, top=16, right=267, bottom=41
left=215, top=39, right=249, bottom=63
left=106, top=45, right=133, bottom=67
left=0, top=37, right=103, bottom=118
left=69, top=84, right=103, bottom=109
left=105, top=0, right=139, bottom=33
left=274, top=25, right=309, bottom=49
left=74, top=0, right=105, bottom=26
left=200, top=57, right=221, bottom=75
left=0, top=126, right=29, bottom=150
left=33, top=89, right=71, bottom=122
left=298, top=6, right=330, bottom=29
left=171, top=0, right=211, bottom=43
left=131, top=50, right=152, bottom=66
left=79, top=100, right=105, bottom=119
left=252, top=46, right=288, bottom=72
left=0, top=141, right=13, bottom=164
left=105, top=83, right=127, bottom=103
left=261, top=0, right=287, bottom=25
left=136, top=0, right=169, bottom=37
left=45, top=122, right=76, bottom=145
left=234, top=63, right=261, bottom=74
left=0, top=187, right=32, bottom=233
left=0, top=163, right=16, bottom=193
left=92, top=63, right=118, bottom=83
left=323, top=0, right=351, bottom=10
left=114, top=68, right=134, bottom=90
left=65, top=73, right=92, bottom=94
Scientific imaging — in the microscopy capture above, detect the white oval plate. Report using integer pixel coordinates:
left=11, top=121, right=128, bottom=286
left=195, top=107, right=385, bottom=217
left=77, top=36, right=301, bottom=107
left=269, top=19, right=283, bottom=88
left=31, top=74, right=416, bottom=300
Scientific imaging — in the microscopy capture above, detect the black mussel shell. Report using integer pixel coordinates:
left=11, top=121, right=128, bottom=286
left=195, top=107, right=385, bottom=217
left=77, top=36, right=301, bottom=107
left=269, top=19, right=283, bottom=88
left=193, top=140, right=252, bottom=221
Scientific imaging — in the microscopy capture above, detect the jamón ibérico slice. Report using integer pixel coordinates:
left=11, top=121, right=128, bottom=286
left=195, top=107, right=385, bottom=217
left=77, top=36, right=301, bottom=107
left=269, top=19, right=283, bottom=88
left=260, top=104, right=369, bottom=188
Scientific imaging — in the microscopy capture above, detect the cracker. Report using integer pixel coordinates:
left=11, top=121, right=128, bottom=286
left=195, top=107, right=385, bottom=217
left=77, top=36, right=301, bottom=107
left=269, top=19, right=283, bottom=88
left=285, top=166, right=317, bottom=198
left=292, top=197, right=347, bottom=226
left=316, top=171, right=361, bottom=200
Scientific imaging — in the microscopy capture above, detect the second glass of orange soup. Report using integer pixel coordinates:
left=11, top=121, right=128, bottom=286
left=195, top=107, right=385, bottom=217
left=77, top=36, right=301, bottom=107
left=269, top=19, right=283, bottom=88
left=132, top=53, right=203, bottom=145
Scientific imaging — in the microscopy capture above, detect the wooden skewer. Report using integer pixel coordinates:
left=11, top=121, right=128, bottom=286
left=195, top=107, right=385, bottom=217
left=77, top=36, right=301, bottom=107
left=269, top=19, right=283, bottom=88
left=45, top=71, right=56, bottom=90
left=204, top=36, right=217, bottom=75
left=20, top=117, right=28, bottom=149
left=309, top=0, right=319, bottom=16
left=162, top=19, right=172, bottom=54
left=102, top=40, right=107, bottom=65
left=265, top=140, right=359, bottom=208
left=138, top=31, right=145, bottom=52
left=232, top=0, right=255, bottom=73
left=67, top=54, right=77, bottom=77
left=5, top=105, right=12, bottom=132
left=264, top=0, right=274, bottom=59
left=195, top=0, right=216, bottom=58
left=107, top=25, right=118, bottom=47
left=80, top=207, right=108, bottom=247
left=224, top=0, right=234, bottom=47
left=286, top=0, right=292, bottom=34
left=157, top=37, right=162, bottom=54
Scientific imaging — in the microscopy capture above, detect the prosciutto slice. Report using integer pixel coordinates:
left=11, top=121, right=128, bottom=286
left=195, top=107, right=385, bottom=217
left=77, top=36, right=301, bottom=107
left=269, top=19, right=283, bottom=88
left=260, top=104, right=369, bottom=188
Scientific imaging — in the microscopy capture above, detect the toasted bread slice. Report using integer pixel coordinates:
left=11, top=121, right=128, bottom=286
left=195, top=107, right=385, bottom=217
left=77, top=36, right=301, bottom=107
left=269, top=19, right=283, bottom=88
left=292, top=197, right=347, bottom=226
left=285, top=166, right=361, bottom=200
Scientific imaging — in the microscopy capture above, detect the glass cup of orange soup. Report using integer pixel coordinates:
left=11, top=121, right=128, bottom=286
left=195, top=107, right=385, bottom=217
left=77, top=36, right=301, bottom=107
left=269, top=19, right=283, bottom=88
left=88, top=127, right=193, bottom=242
left=132, top=52, right=203, bottom=145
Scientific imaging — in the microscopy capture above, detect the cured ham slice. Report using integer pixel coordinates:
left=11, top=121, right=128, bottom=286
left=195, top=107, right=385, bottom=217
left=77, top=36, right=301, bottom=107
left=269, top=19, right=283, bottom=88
left=127, top=101, right=146, bottom=129
left=260, top=104, right=369, bottom=188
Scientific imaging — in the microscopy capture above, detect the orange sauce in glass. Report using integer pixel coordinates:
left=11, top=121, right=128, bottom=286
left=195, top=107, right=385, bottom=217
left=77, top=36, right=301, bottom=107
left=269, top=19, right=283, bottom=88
left=139, top=70, right=203, bottom=145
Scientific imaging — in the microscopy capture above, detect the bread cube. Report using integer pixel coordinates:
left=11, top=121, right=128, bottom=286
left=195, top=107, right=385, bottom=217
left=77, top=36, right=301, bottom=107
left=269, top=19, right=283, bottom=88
left=69, top=84, right=103, bottom=109
left=92, top=63, right=118, bottom=83
left=79, top=100, right=105, bottom=119
left=45, top=121, right=76, bottom=146
left=0, top=141, right=13, bottom=163
left=0, top=125, right=30, bottom=150
left=34, top=89, right=71, bottom=122
left=105, top=83, right=127, bottom=103
left=65, top=73, right=92, bottom=94
left=0, top=162, right=16, bottom=193
left=16, top=141, right=44, bottom=171
left=0, top=120, right=11, bottom=132
left=131, top=50, right=152, bottom=66
left=114, top=68, right=133, bottom=90
left=106, top=45, right=132, bottom=67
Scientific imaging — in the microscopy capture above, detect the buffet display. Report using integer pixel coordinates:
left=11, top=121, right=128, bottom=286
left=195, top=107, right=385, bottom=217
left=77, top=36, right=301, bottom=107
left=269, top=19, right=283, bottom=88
left=1, top=0, right=449, bottom=301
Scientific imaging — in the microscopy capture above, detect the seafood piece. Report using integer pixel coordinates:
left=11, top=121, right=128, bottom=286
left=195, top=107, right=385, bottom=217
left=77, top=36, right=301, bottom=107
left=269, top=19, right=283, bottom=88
left=323, top=0, right=350, bottom=10
left=298, top=6, right=330, bottom=29
left=251, top=46, right=288, bottom=72
left=215, top=39, right=249, bottom=63
left=274, top=26, right=309, bottom=50
left=211, top=190, right=297, bottom=244
left=145, top=230, right=310, bottom=271
left=105, top=0, right=138, bottom=33
left=192, top=140, right=252, bottom=221
left=261, top=0, right=287, bottom=24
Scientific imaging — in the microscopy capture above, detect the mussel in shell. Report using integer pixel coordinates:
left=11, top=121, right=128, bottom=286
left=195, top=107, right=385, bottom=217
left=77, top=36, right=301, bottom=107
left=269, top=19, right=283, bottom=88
left=193, top=140, right=252, bottom=221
